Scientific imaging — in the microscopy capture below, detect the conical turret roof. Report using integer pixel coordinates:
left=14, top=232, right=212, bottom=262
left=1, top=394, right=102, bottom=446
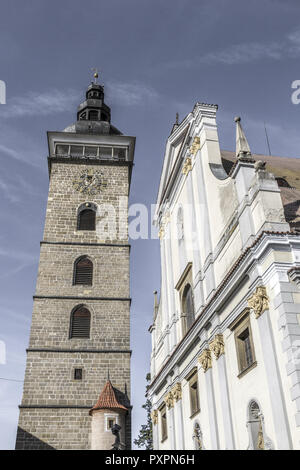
left=89, top=380, right=128, bottom=415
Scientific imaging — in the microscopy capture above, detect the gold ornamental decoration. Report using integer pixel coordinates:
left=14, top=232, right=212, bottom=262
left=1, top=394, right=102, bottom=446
left=182, top=157, right=192, bottom=175
left=189, top=136, right=200, bottom=156
left=164, top=391, right=174, bottom=409
left=209, top=334, right=225, bottom=360
left=171, top=382, right=182, bottom=402
left=198, top=349, right=212, bottom=372
left=247, top=286, right=269, bottom=319
left=73, top=169, right=107, bottom=195
left=151, top=409, right=158, bottom=425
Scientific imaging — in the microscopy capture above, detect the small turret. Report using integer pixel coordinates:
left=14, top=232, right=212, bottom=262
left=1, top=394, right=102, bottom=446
left=89, top=380, right=128, bottom=450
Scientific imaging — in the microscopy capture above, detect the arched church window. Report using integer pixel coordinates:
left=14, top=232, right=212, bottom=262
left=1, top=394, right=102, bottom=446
left=247, top=401, right=265, bottom=450
left=74, top=256, right=93, bottom=285
left=182, top=283, right=195, bottom=332
left=69, top=306, right=91, bottom=339
left=77, top=203, right=96, bottom=231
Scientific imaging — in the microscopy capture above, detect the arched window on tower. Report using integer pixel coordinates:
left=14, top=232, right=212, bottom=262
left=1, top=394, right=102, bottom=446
left=69, top=306, right=91, bottom=339
left=74, top=256, right=93, bottom=285
left=181, top=283, right=195, bottom=334
left=77, top=203, right=96, bottom=231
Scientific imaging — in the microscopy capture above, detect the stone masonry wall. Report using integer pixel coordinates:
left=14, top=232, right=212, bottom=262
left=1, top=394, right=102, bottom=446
left=16, top=154, right=132, bottom=450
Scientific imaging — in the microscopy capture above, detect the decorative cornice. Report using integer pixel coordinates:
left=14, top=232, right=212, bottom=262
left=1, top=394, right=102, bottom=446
left=189, top=136, right=200, bottom=156
left=164, top=390, right=174, bottom=408
left=182, top=157, right=192, bottom=175
left=247, top=286, right=269, bottom=319
left=151, top=409, right=158, bottom=425
left=171, top=382, right=182, bottom=402
left=198, top=349, right=212, bottom=372
left=209, top=334, right=225, bottom=360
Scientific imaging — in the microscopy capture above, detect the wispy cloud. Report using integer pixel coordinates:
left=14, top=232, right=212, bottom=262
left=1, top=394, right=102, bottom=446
left=166, top=28, right=300, bottom=69
left=0, top=88, right=79, bottom=119
left=107, top=81, right=159, bottom=106
left=0, top=247, right=37, bottom=280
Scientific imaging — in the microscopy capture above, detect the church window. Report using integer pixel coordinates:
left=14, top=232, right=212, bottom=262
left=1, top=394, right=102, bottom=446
left=74, top=257, right=93, bottom=285
left=182, top=283, right=195, bottom=334
left=74, top=368, right=83, bottom=380
left=70, top=306, right=91, bottom=339
left=160, top=404, right=168, bottom=442
left=77, top=204, right=96, bottom=231
left=189, top=370, right=200, bottom=417
left=247, top=401, right=265, bottom=450
left=232, top=312, right=256, bottom=376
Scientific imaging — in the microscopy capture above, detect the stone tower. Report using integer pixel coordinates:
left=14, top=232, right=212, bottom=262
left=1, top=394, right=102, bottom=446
left=15, top=76, right=135, bottom=450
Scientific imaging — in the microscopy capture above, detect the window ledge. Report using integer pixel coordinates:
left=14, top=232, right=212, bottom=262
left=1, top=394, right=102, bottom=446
left=190, top=409, right=201, bottom=419
left=238, top=361, right=257, bottom=379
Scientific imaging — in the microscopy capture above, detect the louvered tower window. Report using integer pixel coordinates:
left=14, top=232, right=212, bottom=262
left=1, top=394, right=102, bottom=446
left=74, top=257, right=93, bottom=285
left=70, top=306, right=91, bottom=339
left=77, top=207, right=96, bottom=231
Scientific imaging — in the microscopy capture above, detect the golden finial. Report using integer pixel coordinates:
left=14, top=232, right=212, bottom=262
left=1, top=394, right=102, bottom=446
left=91, top=68, right=99, bottom=84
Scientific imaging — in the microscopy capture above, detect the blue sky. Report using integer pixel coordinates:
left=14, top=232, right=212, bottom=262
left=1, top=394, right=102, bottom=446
left=1, top=0, right=300, bottom=450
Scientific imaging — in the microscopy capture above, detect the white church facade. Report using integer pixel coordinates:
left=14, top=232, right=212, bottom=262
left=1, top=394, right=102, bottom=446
left=147, top=103, right=300, bottom=450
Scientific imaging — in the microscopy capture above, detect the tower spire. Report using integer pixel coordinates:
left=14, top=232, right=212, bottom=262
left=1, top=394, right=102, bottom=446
left=234, top=116, right=253, bottom=160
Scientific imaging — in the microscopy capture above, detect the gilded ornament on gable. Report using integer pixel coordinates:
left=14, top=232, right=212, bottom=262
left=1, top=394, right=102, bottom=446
left=182, top=157, right=192, bottom=176
left=209, top=334, right=225, bottom=360
left=72, top=169, right=107, bottom=195
left=171, top=382, right=182, bottom=402
left=247, top=286, right=269, bottom=319
left=151, top=409, right=158, bottom=425
left=189, top=136, right=200, bottom=156
left=158, top=226, right=165, bottom=240
left=198, top=349, right=212, bottom=372
left=164, top=391, right=174, bottom=408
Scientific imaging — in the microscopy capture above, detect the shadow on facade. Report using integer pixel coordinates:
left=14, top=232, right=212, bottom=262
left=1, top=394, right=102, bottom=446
left=15, top=427, right=55, bottom=450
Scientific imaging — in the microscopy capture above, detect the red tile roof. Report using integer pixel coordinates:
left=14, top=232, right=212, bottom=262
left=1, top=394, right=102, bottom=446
left=89, top=380, right=128, bottom=415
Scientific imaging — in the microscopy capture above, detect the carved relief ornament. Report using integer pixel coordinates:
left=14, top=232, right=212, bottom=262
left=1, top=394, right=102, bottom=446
left=189, top=136, right=200, bottom=156
left=151, top=409, right=158, bottom=425
left=171, top=382, right=182, bottom=402
left=247, top=286, right=269, bottom=319
left=182, top=157, right=192, bottom=175
left=209, top=334, right=225, bottom=360
left=198, top=349, right=212, bottom=372
left=164, top=391, right=174, bottom=409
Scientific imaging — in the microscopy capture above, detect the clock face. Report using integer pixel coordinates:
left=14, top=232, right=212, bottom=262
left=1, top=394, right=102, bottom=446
left=73, top=170, right=107, bottom=195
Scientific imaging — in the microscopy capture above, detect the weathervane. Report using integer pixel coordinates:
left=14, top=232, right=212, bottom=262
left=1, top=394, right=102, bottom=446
left=91, top=68, right=99, bottom=84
